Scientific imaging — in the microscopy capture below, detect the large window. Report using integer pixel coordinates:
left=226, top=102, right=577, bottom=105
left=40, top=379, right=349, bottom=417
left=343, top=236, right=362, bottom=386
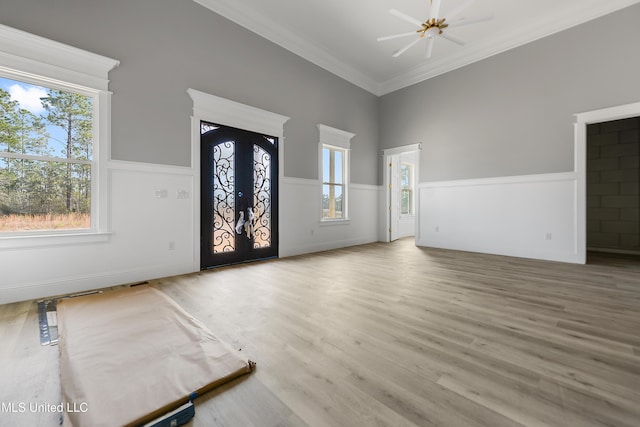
left=318, top=124, right=354, bottom=222
left=0, top=76, right=94, bottom=232
left=0, top=24, right=118, bottom=245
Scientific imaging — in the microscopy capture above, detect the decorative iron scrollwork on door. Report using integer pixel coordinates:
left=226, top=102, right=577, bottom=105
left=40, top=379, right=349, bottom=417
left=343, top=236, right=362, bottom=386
left=253, top=145, right=271, bottom=248
left=201, top=122, right=278, bottom=269
left=211, top=141, right=235, bottom=253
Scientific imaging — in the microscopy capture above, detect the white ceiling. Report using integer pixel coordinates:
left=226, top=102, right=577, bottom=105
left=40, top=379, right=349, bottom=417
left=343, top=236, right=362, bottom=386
left=194, top=0, right=640, bottom=96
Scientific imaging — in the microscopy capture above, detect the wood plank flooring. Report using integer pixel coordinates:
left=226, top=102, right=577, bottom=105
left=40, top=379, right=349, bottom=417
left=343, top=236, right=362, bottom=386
left=1, top=239, right=640, bottom=426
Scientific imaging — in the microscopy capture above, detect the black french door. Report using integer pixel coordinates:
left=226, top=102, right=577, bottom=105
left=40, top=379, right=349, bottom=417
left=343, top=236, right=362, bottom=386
left=200, top=122, right=278, bottom=268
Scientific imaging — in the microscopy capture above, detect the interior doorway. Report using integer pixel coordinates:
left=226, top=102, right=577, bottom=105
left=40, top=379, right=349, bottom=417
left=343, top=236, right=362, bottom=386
left=586, top=116, right=640, bottom=255
left=382, top=143, right=421, bottom=242
left=575, top=100, right=640, bottom=263
left=200, top=122, right=279, bottom=268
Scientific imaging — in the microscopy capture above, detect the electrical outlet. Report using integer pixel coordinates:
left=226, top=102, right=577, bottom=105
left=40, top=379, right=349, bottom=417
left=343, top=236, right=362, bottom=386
left=545, top=233, right=552, bottom=241
left=154, top=189, right=168, bottom=199
left=177, top=190, right=189, bottom=199
left=435, top=226, right=440, bottom=232
left=169, top=241, right=175, bottom=250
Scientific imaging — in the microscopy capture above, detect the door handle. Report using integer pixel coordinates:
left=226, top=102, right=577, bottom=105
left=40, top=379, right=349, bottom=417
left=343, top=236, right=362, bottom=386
left=238, top=191, right=244, bottom=198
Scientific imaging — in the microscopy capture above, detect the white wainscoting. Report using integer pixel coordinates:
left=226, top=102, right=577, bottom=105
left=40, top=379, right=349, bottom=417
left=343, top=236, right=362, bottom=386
left=417, top=172, right=581, bottom=263
left=0, top=166, right=382, bottom=304
left=280, top=178, right=381, bottom=257
left=0, top=161, right=196, bottom=305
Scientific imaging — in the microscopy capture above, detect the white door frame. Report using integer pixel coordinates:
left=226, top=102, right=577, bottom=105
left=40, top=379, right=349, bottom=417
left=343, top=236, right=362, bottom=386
left=187, top=89, right=289, bottom=270
left=574, top=100, right=640, bottom=263
left=381, top=143, right=421, bottom=243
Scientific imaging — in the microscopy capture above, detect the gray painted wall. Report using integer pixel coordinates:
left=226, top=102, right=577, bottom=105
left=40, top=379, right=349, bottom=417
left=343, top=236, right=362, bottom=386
left=380, top=4, right=640, bottom=182
left=0, top=0, right=379, bottom=185
left=3, top=1, right=640, bottom=186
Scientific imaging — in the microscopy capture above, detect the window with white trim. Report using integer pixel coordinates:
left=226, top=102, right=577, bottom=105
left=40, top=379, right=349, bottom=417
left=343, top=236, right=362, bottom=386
left=318, top=124, right=354, bottom=221
left=322, top=145, right=346, bottom=219
left=0, top=24, right=118, bottom=244
left=1, top=75, right=95, bottom=232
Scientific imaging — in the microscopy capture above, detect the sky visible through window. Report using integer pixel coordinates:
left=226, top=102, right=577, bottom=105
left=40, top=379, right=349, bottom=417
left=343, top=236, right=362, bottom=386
left=322, top=147, right=343, bottom=183
left=1, top=76, right=94, bottom=231
left=0, top=77, right=72, bottom=158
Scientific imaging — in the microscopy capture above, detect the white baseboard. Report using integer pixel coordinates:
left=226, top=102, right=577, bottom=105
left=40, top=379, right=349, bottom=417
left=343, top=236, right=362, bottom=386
left=0, top=262, right=196, bottom=305
left=280, top=234, right=379, bottom=258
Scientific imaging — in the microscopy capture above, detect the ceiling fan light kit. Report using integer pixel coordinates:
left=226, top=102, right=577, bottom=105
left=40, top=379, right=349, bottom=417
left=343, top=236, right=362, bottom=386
left=419, top=19, right=448, bottom=39
left=378, top=0, right=492, bottom=59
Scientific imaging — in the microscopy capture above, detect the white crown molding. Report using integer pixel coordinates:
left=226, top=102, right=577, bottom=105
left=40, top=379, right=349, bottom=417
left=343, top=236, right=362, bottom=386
left=317, top=124, right=355, bottom=149
left=381, top=143, right=422, bottom=156
left=0, top=24, right=119, bottom=91
left=192, top=0, right=638, bottom=97
left=192, top=0, right=381, bottom=95
left=187, top=88, right=289, bottom=137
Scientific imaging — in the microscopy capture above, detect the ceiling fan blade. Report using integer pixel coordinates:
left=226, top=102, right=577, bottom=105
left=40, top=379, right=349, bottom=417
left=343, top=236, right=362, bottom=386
left=377, top=32, right=418, bottom=42
left=444, top=0, right=476, bottom=21
left=448, top=14, right=494, bottom=28
left=393, top=37, right=422, bottom=58
left=429, top=0, right=442, bottom=20
left=388, top=9, right=423, bottom=27
left=425, top=38, right=435, bottom=59
left=441, top=32, right=466, bottom=46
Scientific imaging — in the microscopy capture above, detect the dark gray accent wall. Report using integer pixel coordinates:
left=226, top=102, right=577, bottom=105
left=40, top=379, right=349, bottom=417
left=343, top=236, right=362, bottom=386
left=379, top=4, right=640, bottom=182
left=587, top=117, right=640, bottom=252
left=0, top=0, right=379, bottom=184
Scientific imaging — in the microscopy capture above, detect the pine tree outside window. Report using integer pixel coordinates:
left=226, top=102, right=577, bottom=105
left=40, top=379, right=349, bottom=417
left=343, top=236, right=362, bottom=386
left=0, top=24, right=118, bottom=247
left=0, top=76, right=94, bottom=232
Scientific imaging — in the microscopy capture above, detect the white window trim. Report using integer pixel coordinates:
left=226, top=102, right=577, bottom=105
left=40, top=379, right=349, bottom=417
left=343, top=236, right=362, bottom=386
left=0, top=24, right=119, bottom=249
left=318, top=124, right=354, bottom=223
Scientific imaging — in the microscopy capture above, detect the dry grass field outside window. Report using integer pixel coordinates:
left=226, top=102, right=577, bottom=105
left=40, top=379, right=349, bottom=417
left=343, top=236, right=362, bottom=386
left=0, top=212, right=90, bottom=232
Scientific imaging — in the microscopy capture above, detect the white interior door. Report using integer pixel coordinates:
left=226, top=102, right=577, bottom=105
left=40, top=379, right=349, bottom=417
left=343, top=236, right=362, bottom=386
left=382, top=143, right=421, bottom=243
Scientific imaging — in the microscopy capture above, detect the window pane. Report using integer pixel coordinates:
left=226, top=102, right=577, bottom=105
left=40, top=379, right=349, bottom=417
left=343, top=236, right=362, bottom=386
left=334, top=185, right=343, bottom=217
left=322, top=184, right=344, bottom=219
left=0, top=77, right=94, bottom=160
left=0, top=158, right=91, bottom=231
left=334, top=150, right=343, bottom=184
left=401, top=189, right=412, bottom=215
left=401, top=164, right=410, bottom=189
left=322, top=147, right=330, bottom=182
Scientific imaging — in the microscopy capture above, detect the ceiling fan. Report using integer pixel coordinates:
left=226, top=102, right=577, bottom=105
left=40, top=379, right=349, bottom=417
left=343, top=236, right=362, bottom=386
left=378, top=0, right=493, bottom=58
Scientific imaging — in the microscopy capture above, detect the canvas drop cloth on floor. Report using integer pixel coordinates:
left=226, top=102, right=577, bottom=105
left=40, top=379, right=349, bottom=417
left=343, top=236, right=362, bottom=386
left=57, top=285, right=254, bottom=427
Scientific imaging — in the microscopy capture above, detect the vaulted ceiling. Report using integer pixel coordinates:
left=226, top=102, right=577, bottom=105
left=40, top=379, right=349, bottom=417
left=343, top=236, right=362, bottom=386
left=194, top=0, right=640, bottom=96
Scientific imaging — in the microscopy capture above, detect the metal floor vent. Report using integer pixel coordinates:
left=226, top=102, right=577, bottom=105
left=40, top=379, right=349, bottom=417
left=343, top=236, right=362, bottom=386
left=38, top=290, right=103, bottom=346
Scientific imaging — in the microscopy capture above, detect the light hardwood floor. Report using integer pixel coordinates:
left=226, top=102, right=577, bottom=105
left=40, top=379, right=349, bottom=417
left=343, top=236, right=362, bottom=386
left=2, top=238, right=640, bottom=426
